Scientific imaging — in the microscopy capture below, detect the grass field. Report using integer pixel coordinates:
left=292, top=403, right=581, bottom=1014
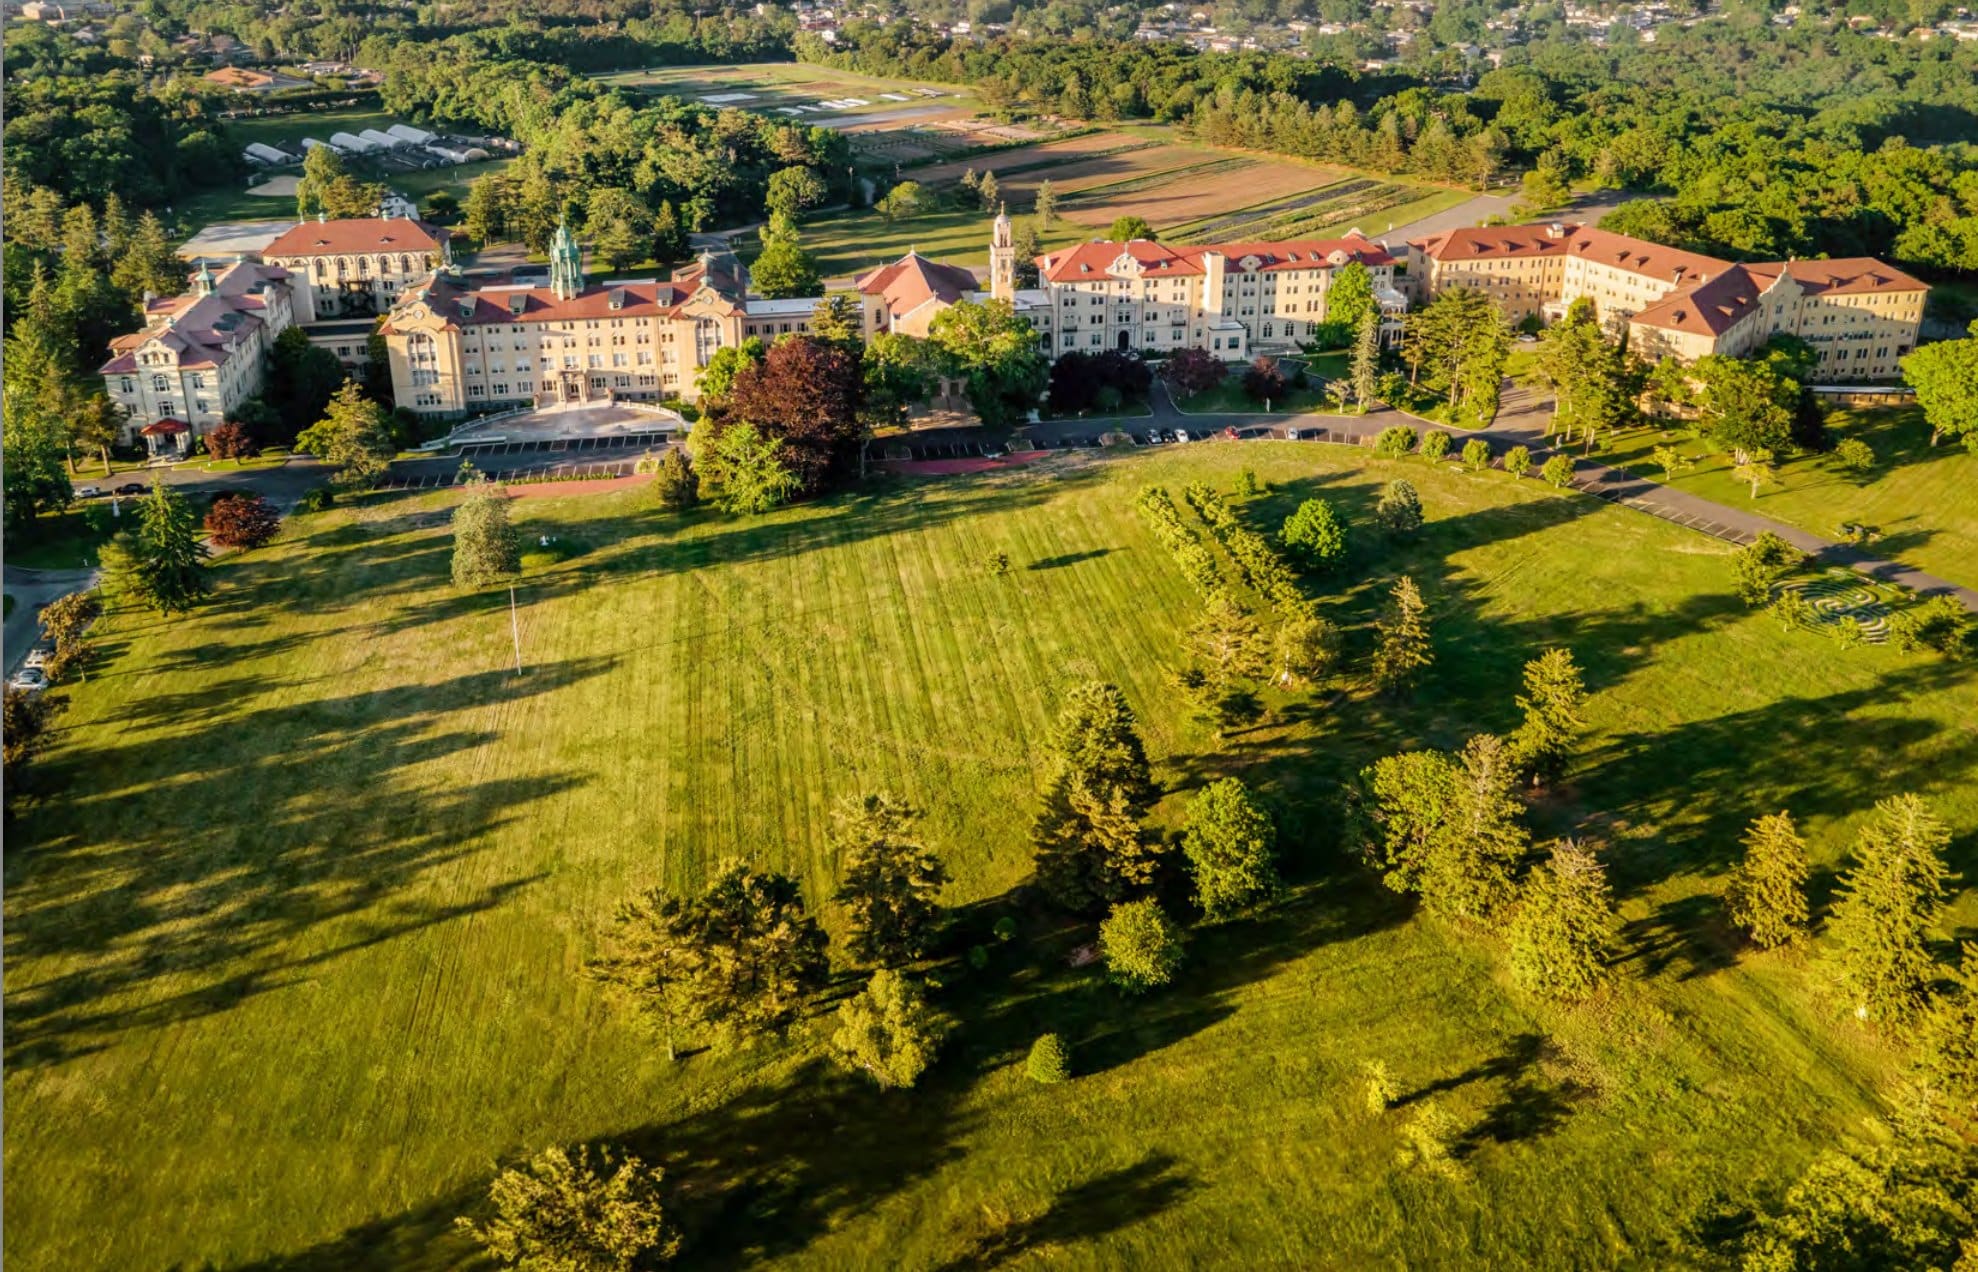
left=1601, top=406, right=1978, bottom=590
left=592, top=61, right=984, bottom=119
left=1175, top=352, right=1351, bottom=413
left=7, top=446, right=1977, bottom=1270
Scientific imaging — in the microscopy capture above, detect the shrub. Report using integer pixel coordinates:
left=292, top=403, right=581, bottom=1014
left=1504, top=446, right=1533, bottom=479
left=203, top=492, right=282, bottom=549
left=967, top=944, right=990, bottom=970
left=1891, top=596, right=1973, bottom=659
left=1419, top=430, right=1451, bottom=461
left=297, top=485, right=336, bottom=513
left=1833, top=437, right=1875, bottom=473
left=1374, top=479, right=1423, bottom=536
left=1462, top=438, right=1490, bottom=471
left=1161, top=347, right=1226, bottom=397
left=456, top=1145, right=680, bottom=1269
left=205, top=421, right=259, bottom=461
left=992, top=916, right=1017, bottom=942
left=985, top=550, right=1011, bottom=576
left=1025, top=1033, right=1070, bottom=1083
left=1234, top=468, right=1263, bottom=496
left=1541, top=454, right=1575, bottom=488
left=652, top=448, right=697, bottom=512
left=1098, top=898, right=1185, bottom=993
left=1374, top=426, right=1417, bottom=458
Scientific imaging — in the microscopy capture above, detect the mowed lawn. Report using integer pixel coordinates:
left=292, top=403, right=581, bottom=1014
left=6, top=447, right=1978, bottom=1270
left=1602, top=406, right=1978, bottom=590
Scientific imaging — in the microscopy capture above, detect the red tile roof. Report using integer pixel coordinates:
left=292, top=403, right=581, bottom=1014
left=1630, top=265, right=1764, bottom=336
left=1037, top=232, right=1393, bottom=284
left=384, top=277, right=737, bottom=330
left=1412, top=222, right=1727, bottom=286
left=263, top=218, right=444, bottom=257
left=1742, top=258, right=1927, bottom=296
left=855, top=252, right=980, bottom=319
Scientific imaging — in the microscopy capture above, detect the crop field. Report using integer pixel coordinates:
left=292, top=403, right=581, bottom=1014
left=7, top=444, right=1976, bottom=1271
left=593, top=62, right=979, bottom=118
left=1601, top=405, right=1978, bottom=591
left=1172, top=176, right=1459, bottom=243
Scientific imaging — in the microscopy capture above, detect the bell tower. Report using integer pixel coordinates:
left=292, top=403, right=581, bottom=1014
left=989, top=205, right=1015, bottom=302
left=550, top=216, right=584, bottom=300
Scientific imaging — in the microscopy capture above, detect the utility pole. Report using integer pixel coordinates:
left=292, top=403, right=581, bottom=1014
left=509, top=582, right=523, bottom=675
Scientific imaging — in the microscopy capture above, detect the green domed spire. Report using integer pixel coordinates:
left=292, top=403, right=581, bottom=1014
left=550, top=215, right=583, bottom=300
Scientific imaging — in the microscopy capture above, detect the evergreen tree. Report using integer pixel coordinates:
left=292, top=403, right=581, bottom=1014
left=830, top=969, right=943, bottom=1089
left=1913, top=943, right=1978, bottom=1126
left=110, top=211, right=186, bottom=307
left=1510, top=647, right=1587, bottom=787
left=1030, top=682, right=1160, bottom=909
left=1181, top=777, right=1280, bottom=920
left=1827, top=794, right=1955, bottom=1025
left=1372, top=575, right=1432, bottom=694
left=1508, top=840, right=1617, bottom=1001
left=832, top=794, right=950, bottom=966
left=1374, top=479, right=1423, bottom=535
left=131, top=482, right=210, bottom=614
left=1011, top=220, right=1043, bottom=287
left=1033, top=179, right=1058, bottom=227
left=1724, top=811, right=1811, bottom=949
left=808, top=292, right=863, bottom=348
left=1099, top=898, right=1185, bottom=993
left=295, top=381, right=393, bottom=489
left=1431, top=733, right=1531, bottom=921
left=652, top=448, right=696, bottom=512
left=451, top=487, right=521, bottom=590
left=978, top=169, right=1000, bottom=212
left=652, top=200, right=690, bottom=265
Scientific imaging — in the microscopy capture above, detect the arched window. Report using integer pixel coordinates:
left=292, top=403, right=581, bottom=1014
left=151, top=374, right=170, bottom=392
left=694, top=318, right=722, bottom=367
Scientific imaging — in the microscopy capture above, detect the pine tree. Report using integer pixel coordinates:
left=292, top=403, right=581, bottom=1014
left=1724, top=811, right=1811, bottom=949
left=1033, top=179, right=1057, bottom=227
left=1826, top=794, right=1955, bottom=1025
left=1428, top=733, right=1531, bottom=921
left=1510, top=647, right=1587, bottom=787
left=1272, top=604, right=1338, bottom=689
left=111, top=211, right=187, bottom=307
left=830, top=969, right=943, bottom=1089
left=451, top=487, right=520, bottom=590
left=1374, top=479, right=1423, bottom=535
left=1181, top=777, right=1280, bottom=920
left=832, top=794, right=950, bottom=966
left=1350, top=309, right=1380, bottom=407
left=1030, top=682, right=1160, bottom=909
left=296, top=381, right=393, bottom=490
left=1508, top=840, right=1617, bottom=1001
left=652, top=200, right=690, bottom=265
left=1372, top=576, right=1432, bottom=694
left=1912, top=943, right=1978, bottom=1126
left=1026, top=1033, right=1070, bottom=1083
left=978, top=169, right=1000, bottom=211
left=132, top=482, right=210, bottom=614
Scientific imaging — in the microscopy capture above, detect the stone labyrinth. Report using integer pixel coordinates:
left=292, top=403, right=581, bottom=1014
left=1779, top=568, right=1900, bottom=642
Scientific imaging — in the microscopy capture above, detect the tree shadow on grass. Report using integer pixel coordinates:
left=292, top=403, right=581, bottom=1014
left=928, top=1152, right=1197, bottom=1272
left=3, top=655, right=614, bottom=1071
left=1622, top=892, right=1741, bottom=982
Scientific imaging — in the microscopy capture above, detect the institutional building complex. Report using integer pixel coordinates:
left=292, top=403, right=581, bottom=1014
left=1406, top=222, right=1927, bottom=380
left=98, top=211, right=1928, bottom=445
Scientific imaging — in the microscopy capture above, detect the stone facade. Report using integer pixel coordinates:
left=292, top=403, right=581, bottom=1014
left=262, top=215, right=447, bottom=324
left=97, top=259, right=297, bottom=452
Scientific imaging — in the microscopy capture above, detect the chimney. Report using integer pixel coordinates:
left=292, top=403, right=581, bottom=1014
left=1548, top=222, right=1564, bottom=239
left=317, top=211, right=326, bottom=223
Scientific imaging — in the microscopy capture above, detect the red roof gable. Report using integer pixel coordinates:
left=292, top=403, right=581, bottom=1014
left=263, top=218, right=444, bottom=257
left=1038, top=233, right=1393, bottom=284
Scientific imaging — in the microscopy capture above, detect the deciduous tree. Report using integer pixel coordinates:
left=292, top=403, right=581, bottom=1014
left=687, top=420, right=800, bottom=515
left=1099, top=898, right=1185, bottom=993
left=1181, top=777, right=1280, bottom=920
left=295, top=381, right=392, bottom=489
left=204, top=492, right=283, bottom=551
left=456, top=1145, right=680, bottom=1271
left=830, top=969, right=943, bottom=1089
left=1900, top=325, right=1978, bottom=451
left=452, top=487, right=520, bottom=589
left=1374, top=478, right=1423, bottom=535
left=1280, top=498, right=1347, bottom=571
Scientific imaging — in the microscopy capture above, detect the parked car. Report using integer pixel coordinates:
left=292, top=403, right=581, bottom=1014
left=1221, top=427, right=1241, bottom=441
left=114, top=482, right=147, bottom=496
left=75, top=485, right=103, bottom=499
left=1173, top=429, right=1192, bottom=443
left=22, top=643, right=53, bottom=669
left=9, top=666, right=49, bottom=693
